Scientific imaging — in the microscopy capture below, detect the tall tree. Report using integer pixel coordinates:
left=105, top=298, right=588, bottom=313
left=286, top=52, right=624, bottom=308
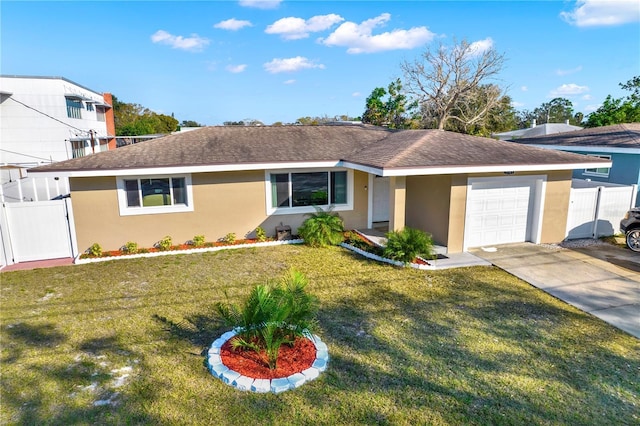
left=531, top=98, right=581, bottom=125
left=362, top=79, right=417, bottom=129
left=180, top=120, right=204, bottom=127
left=444, top=84, right=516, bottom=135
left=112, top=95, right=178, bottom=136
left=585, top=76, right=640, bottom=127
left=400, top=39, right=506, bottom=131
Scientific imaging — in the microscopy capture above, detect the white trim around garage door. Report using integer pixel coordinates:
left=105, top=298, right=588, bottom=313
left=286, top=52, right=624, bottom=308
left=463, top=175, right=546, bottom=251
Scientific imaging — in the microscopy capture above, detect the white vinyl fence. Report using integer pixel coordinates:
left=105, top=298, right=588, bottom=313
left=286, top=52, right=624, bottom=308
left=0, top=198, right=78, bottom=267
left=566, top=182, right=638, bottom=240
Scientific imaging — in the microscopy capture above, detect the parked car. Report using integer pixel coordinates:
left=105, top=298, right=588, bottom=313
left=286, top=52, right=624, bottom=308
left=620, top=208, right=640, bottom=252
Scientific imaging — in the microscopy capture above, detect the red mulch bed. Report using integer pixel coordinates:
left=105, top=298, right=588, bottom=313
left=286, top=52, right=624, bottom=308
left=80, top=239, right=272, bottom=259
left=220, top=336, right=317, bottom=379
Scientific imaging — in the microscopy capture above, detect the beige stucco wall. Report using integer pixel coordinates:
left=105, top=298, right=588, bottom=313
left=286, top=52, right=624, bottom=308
left=538, top=171, right=573, bottom=243
left=405, top=175, right=452, bottom=246
left=388, top=176, right=406, bottom=231
left=70, top=170, right=370, bottom=252
left=438, top=170, right=571, bottom=253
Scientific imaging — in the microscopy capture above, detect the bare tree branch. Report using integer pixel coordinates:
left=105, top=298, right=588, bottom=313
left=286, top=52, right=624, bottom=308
left=401, top=39, right=506, bottom=130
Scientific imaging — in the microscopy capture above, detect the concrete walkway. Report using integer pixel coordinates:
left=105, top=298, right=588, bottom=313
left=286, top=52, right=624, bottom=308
left=472, top=243, right=640, bottom=339
left=1, top=257, right=74, bottom=272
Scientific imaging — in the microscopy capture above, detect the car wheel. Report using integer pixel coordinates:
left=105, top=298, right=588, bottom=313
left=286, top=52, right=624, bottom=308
left=626, top=228, right=640, bottom=252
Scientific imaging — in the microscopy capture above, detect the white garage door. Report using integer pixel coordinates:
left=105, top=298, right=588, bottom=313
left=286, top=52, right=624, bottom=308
left=464, top=178, right=537, bottom=249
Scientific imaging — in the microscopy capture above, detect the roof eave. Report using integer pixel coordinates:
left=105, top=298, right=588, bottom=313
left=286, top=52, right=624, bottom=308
left=28, top=160, right=343, bottom=178
left=520, top=144, right=640, bottom=154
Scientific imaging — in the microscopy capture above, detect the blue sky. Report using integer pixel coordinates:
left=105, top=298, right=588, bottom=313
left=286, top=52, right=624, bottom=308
left=2, top=0, right=639, bottom=125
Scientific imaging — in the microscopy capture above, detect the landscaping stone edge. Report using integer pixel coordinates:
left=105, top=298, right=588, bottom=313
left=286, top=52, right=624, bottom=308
left=74, top=239, right=305, bottom=264
left=207, top=330, right=329, bottom=394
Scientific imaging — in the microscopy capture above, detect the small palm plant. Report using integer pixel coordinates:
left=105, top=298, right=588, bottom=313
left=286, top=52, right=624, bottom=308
left=215, top=270, right=319, bottom=370
left=383, top=227, right=435, bottom=264
left=298, top=206, right=345, bottom=247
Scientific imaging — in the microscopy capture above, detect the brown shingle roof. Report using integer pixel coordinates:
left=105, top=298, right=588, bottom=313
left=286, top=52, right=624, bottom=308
left=30, top=125, right=607, bottom=174
left=509, top=123, right=640, bottom=148
left=32, top=125, right=391, bottom=172
left=345, top=129, right=604, bottom=169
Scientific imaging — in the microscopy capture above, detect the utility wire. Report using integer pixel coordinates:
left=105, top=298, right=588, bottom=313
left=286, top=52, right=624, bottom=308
left=6, top=96, right=91, bottom=134
left=0, top=148, right=52, bottom=162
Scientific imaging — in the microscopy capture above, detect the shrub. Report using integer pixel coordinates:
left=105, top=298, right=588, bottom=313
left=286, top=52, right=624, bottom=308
left=344, top=231, right=371, bottom=250
left=156, top=236, right=172, bottom=251
left=192, top=235, right=205, bottom=247
left=298, top=207, right=344, bottom=247
left=215, top=270, right=319, bottom=370
left=383, top=227, right=434, bottom=264
left=87, top=243, right=102, bottom=257
left=222, top=233, right=236, bottom=244
left=255, top=226, right=267, bottom=242
left=122, top=241, right=138, bottom=254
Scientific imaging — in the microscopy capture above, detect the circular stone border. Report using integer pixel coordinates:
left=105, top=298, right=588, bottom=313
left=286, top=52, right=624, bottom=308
left=207, top=330, right=329, bottom=393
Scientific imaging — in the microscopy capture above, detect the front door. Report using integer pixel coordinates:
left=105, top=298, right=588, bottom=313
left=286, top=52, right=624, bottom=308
left=372, top=176, right=390, bottom=223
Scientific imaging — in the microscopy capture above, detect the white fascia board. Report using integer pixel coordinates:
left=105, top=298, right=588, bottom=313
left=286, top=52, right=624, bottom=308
left=340, top=161, right=384, bottom=176
left=528, top=145, right=640, bottom=155
left=28, top=161, right=341, bottom=178
left=377, top=161, right=613, bottom=177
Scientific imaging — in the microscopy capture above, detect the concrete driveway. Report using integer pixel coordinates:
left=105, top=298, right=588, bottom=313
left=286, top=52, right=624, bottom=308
left=472, top=243, right=640, bottom=339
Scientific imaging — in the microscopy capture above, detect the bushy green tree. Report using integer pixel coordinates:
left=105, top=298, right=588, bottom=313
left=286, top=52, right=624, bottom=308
left=585, top=76, right=640, bottom=127
left=112, top=95, right=178, bottom=136
left=362, top=79, right=417, bottom=129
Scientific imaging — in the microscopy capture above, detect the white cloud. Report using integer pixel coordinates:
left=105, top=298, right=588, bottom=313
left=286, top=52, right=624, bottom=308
left=214, top=19, right=252, bottom=31
left=284, top=79, right=296, bottom=85
left=226, top=64, right=247, bottom=73
left=352, top=92, right=362, bottom=97
left=465, top=38, right=494, bottom=56
left=151, top=30, right=209, bottom=52
left=511, top=101, right=525, bottom=108
left=582, top=94, right=593, bottom=100
left=263, top=56, right=325, bottom=73
left=549, top=83, right=590, bottom=96
left=556, top=65, right=583, bottom=76
left=266, top=14, right=344, bottom=40
left=584, top=104, right=600, bottom=112
left=521, top=86, right=528, bottom=92
left=239, top=0, right=281, bottom=9
left=560, top=0, right=640, bottom=27
left=319, top=13, right=435, bottom=54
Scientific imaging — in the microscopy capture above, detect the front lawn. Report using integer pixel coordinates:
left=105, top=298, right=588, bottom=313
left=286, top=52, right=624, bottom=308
left=1, top=245, right=638, bottom=425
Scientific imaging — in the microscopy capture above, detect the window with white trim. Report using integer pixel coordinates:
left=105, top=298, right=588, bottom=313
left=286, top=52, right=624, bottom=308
left=117, top=175, right=193, bottom=216
left=584, top=155, right=611, bottom=177
left=266, top=169, right=352, bottom=214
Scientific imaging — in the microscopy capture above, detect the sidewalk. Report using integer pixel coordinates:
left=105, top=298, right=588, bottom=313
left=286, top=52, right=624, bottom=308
left=472, top=243, right=640, bottom=339
left=1, top=257, right=74, bottom=272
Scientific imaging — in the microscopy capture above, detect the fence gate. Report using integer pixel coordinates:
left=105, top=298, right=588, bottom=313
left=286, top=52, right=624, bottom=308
left=0, top=198, right=76, bottom=264
left=566, top=184, right=637, bottom=240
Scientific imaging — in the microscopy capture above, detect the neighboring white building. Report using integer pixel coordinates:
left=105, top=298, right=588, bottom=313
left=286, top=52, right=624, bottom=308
left=0, top=75, right=115, bottom=181
left=492, top=120, right=583, bottom=141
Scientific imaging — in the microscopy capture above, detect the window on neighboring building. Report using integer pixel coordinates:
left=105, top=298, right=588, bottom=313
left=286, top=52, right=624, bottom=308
left=96, top=107, right=106, bottom=122
left=584, top=155, right=611, bottom=177
left=117, top=175, right=193, bottom=216
left=66, top=98, right=82, bottom=119
left=268, top=170, right=350, bottom=213
left=86, top=102, right=94, bottom=112
left=71, top=140, right=87, bottom=158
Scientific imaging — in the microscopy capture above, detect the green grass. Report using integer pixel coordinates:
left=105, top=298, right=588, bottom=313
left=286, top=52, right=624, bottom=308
left=1, top=245, right=638, bottom=425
